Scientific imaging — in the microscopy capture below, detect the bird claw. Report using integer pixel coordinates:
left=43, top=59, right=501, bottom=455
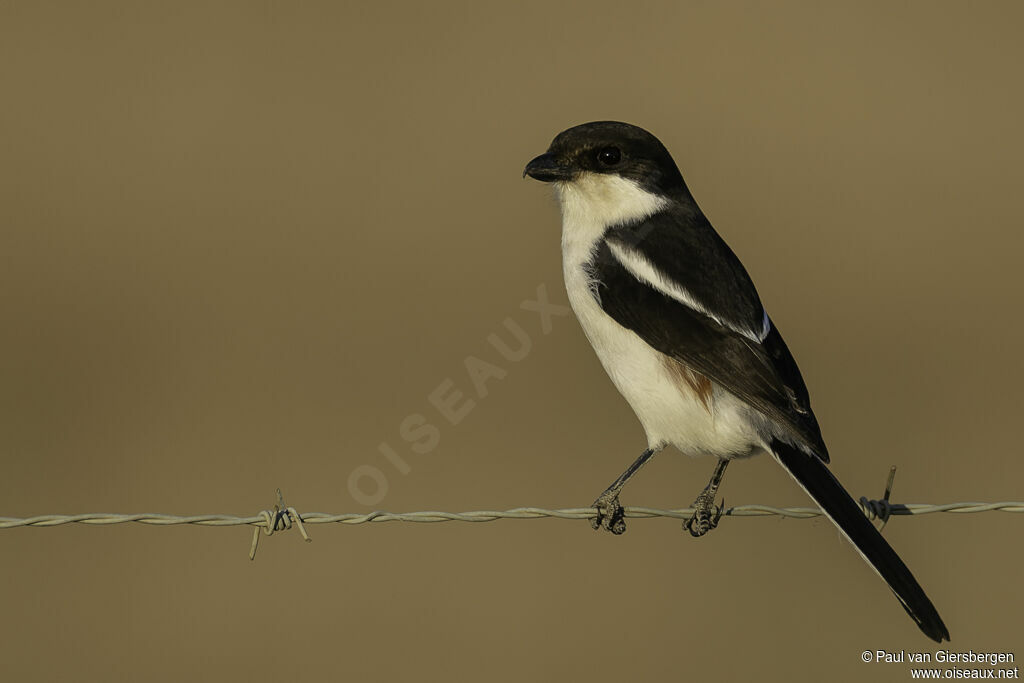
left=591, top=491, right=627, bottom=535
left=684, top=493, right=724, bottom=538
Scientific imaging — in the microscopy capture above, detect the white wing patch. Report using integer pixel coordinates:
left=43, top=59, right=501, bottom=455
left=607, top=240, right=771, bottom=343
left=760, top=309, right=772, bottom=340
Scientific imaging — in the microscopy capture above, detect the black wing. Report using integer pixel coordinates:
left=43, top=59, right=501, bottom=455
left=590, top=233, right=829, bottom=460
left=606, top=208, right=768, bottom=342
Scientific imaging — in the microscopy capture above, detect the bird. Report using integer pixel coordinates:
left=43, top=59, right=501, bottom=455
left=523, top=121, right=949, bottom=642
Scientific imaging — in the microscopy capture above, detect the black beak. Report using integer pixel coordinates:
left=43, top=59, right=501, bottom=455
left=523, top=153, right=574, bottom=182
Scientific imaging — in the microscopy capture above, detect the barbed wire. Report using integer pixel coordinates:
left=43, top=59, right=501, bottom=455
left=3, top=501, right=1023, bottom=531
left=2, top=484, right=1021, bottom=558
left=4, top=500, right=1024, bottom=531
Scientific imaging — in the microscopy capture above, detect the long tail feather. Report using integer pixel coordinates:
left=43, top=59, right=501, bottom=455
left=771, top=439, right=949, bottom=642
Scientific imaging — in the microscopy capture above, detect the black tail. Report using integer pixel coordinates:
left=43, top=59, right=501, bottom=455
left=771, top=440, right=949, bottom=642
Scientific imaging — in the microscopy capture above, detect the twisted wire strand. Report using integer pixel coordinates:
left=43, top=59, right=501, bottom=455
left=3, top=501, right=1022, bottom=529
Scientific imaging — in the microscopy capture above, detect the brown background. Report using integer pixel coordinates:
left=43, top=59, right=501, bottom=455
left=2, top=2, right=1021, bottom=682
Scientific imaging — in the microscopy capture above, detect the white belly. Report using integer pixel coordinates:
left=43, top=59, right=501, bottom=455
left=563, top=258, right=762, bottom=458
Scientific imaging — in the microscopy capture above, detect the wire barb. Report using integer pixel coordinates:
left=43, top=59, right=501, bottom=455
left=249, top=489, right=311, bottom=561
left=859, top=466, right=898, bottom=529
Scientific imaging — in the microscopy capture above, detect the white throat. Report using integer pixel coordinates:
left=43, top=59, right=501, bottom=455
left=555, top=173, right=668, bottom=255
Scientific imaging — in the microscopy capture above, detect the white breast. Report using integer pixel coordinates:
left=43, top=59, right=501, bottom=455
left=556, top=173, right=764, bottom=458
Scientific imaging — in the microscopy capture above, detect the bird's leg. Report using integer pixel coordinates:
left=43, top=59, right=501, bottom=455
left=591, top=447, right=657, bottom=535
left=684, top=458, right=729, bottom=537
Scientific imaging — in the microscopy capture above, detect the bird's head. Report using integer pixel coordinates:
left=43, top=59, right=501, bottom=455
left=524, top=121, right=687, bottom=197
left=524, top=121, right=689, bottom=228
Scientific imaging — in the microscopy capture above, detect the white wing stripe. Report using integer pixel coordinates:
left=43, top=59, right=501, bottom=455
left=760, top=309, right=772, bottom=340
left=606, top=240, right=769, bottom=343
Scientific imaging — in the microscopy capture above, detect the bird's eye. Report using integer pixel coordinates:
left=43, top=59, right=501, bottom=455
left=596, top=146, right=621, bottom=166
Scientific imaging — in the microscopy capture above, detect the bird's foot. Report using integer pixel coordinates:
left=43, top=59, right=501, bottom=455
left=684, top=490, right=724, bottom=538
left=591, top=490, right=627, bottom=535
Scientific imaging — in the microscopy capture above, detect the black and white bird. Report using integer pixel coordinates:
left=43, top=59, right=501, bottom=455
left=524, top=121, right=949, bottom=642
